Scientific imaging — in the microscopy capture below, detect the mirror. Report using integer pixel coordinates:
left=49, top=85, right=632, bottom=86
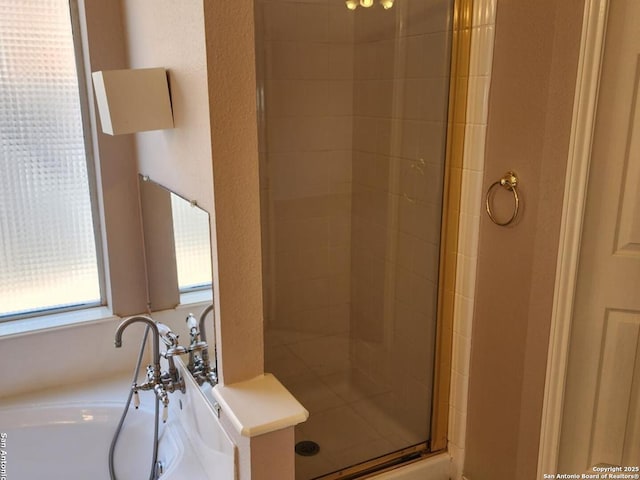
left=138, top=174, right=213, bottom=308
left=137, top=174, right=216, bottom=386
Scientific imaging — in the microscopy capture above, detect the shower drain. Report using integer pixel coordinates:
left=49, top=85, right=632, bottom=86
left=295, top=440, right=320, bottom=457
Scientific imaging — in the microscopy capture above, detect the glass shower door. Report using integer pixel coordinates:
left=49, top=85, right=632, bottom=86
left=255, top=0, right=454, bottom=477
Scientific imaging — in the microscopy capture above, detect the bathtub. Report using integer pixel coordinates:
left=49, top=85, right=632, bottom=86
left=1, top=402, right=188, bottom=479
left=0, top=366, right=235, bottom=480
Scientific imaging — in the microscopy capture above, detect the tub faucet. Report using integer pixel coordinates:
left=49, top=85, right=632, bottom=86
left=115, top=315, right=161, bottom=384
left=185, top=304, right=217, bottom=386
left=197, top=304, right=213, bottom=344
left=114, top=315, right=185, bottom=422
left=157, top=322, right=187, bottom=390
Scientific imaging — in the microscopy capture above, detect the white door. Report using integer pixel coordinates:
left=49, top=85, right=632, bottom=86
left=558, top=0, right=640, bottom=473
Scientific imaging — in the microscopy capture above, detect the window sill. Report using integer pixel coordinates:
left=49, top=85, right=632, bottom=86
left=0, top=306, right=117, bottom=338
left=180, top=289, right=213, bottom=306
left=0, top=292, right=213, bottom=339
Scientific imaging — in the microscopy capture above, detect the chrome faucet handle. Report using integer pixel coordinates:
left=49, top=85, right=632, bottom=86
left=204, top=369, right=218, bottom=386
left=154, top=384, right=170, bottom=423
left=162, top=404, right=169, bottom=423
left=185, top=313, right=200, bottom=341
left=156, top=322, right=180, bottom=348
left=133, top=386, right=140, bottom=409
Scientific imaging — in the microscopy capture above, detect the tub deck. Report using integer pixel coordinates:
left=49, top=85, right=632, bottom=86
left=0, top=369, right=235, bottom=479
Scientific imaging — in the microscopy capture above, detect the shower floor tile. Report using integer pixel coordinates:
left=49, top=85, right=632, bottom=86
left=327, top=437, right=395, bottom=470
left=264, top=344, right=309, bottom=382
left=350, top=393, right=425, bottom=448
left=297, top=405, right=381, bottom=454
left=286, top=376, right=345, bottom=414
left=294, top=400, right=417, bottom=479
left=287, top=334, right=350, bottom=377
left=321, top=368, right=390, bottom=403
left=294, top=446, right=339, bottom=480
left=265, top=329, right=424, bottom=480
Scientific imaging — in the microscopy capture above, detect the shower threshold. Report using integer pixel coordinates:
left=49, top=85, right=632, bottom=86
left=312, top=443, right=439, bottom=480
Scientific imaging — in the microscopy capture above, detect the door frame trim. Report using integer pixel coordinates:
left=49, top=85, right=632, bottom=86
left=537, top=0, right=610, bottom=474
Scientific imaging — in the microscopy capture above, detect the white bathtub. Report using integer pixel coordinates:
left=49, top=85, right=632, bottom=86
left=1, top=402, right=188, bottom=479
left=0, top=367, right=235, bottom=480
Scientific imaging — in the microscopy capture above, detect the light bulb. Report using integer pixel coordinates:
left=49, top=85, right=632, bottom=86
left=345, top=0, right=358, bottom=9
left=380, top=0, right=394, bottom=8
left=360, top=0, right=374, bottom=7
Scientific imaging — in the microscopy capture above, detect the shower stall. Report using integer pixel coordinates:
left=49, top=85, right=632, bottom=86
left=254, top=0, right=463, bottom=477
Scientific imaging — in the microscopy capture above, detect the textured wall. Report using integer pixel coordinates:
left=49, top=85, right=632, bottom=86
left=79, top=0, right=148, bottom=316
left=464, top=1, right=585, bottom=478
left=118, top=0, right=213, bottom=316
left=120, top=0, right=214, bottom=213
left=202, top=0, right=264, bottom=386
left=120, top=0, right=265, bottom=386
left=121, top=0, right=274, bottom=477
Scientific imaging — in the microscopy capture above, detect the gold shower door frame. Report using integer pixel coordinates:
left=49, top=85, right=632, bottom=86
left=430, top=0, right=473, bottom=454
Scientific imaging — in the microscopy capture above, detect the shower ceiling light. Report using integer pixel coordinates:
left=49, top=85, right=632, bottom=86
left=346, top=0, right=394, bottom=9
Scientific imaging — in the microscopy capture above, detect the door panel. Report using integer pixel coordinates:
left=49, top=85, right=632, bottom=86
left=558, top=0, right=640, bottom=472
left=616, top=59, right=640, bottom=255
left=589, top=310, right=640, bottom=467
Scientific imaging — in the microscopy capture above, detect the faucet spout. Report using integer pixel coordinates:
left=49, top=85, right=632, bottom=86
left=196, top=304, right=218, bottom=385
left=198, top=304, right=214, bottom=344
left=114, top=315, right=161, bottom=382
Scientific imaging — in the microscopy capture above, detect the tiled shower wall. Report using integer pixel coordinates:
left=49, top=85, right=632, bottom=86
left=448, top=0, right=496, bottom=479
left=256, top=0, right=478, bottom=465
left=257, top=0, right=355, bottom=337
left=349, top=0, right=453, bottom=441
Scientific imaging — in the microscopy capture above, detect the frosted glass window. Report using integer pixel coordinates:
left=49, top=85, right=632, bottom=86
left=0, top=0, right=101, bottom=318
left=171, top=194, right=212, bottom=291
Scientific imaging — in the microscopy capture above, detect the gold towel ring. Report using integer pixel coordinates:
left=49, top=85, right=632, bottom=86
left=485, top=171, right=519, bottom=226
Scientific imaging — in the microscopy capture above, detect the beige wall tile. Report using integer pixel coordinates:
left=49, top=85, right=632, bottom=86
left=406, top=0, right=454, bottom=36
left=405, top=33, right=450, bottom=78
left=268, top=41, right=298, bottom=79
left=298, top=43, right=330, bottom=79
left=328, top=44, right=355, bottom=80
left=295, top=3, right=329, bottom=42
left=328, top=6, right=355, bottom=43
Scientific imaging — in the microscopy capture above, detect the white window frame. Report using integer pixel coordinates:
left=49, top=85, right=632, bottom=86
left=0, top=0, right=209, bottom=335
left=0, top=0, right=107, bottom=322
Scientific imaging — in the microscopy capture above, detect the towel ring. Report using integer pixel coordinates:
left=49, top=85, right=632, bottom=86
left=485, top=171, right=519, bottom=226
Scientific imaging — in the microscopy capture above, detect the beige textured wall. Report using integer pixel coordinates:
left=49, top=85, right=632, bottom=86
left=118, top=1, right=210, bottom=312
left=119, top=1, right=289, bottom=478
left=202, top=0, right=264, bottom=386
left=79, top=0, right=148, bottom=316
left=120, top=0, right=214, bottom=212
left=119, top=0, right=265, bottom=386
left=464, top=1, right=585, bottom=479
